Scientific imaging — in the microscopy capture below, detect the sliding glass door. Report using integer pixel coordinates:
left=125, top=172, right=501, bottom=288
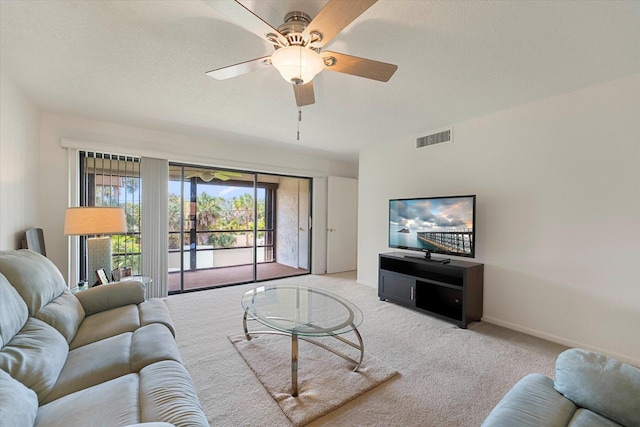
left=168, top=164, right=311, bottom=293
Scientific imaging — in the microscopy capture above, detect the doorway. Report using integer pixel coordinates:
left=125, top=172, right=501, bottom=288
left=167, top=164, right=311, bottom=293
left=326, top=176, right=358, bottom=273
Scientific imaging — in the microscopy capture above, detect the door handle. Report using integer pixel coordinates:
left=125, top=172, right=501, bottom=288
left=328, top=228, right=336, bottom=232
left=299, top=227, right=305, bottom=231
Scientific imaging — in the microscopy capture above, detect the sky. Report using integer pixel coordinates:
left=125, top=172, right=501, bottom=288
left=168, top=181, right=257, bottom=199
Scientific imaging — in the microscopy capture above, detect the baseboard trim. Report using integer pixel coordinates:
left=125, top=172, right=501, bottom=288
left=482, top=316, right=640, bottom=367
left=356, top=279, right=374, bottom=288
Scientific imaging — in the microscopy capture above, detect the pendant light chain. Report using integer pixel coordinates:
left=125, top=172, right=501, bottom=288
left=297, top=46, right=302, bottom=141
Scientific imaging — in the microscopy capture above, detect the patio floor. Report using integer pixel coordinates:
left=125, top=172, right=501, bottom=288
left=168, top=262, right=309, bottom=292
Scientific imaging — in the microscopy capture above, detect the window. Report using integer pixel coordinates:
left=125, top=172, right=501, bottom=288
left=79, top=151, right=141, bottom=280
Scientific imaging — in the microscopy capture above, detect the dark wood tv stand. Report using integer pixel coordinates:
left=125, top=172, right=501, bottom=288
left=378, top=252, right=484, bottom=328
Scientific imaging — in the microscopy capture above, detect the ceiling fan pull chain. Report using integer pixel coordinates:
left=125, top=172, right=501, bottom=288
left=297, top=107, right=302, bottom=141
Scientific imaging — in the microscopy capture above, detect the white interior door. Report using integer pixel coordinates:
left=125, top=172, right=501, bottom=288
left=326, top=176, right=358, bottom=273
left=297, top=179, right=309, bottom=269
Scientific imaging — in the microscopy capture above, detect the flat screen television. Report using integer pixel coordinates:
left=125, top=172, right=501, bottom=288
left=389, top=195, right=476, bottom=259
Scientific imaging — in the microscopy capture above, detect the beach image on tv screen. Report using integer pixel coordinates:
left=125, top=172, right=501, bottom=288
left=389, top=197, right=474, bottom=255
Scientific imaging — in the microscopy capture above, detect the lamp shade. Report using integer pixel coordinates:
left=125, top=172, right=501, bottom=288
left=271, top=46, right=324, bottom=85
left=64, top=207, right=127, bottom=236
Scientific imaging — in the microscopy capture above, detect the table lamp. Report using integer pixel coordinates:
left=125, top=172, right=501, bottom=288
left=64, top=207, right=127, bottom=285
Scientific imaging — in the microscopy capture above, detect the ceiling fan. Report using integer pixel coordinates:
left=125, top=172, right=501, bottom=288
left=184, top=169, right=243, bottom=182
left=203, top=0, right=398, bottom=107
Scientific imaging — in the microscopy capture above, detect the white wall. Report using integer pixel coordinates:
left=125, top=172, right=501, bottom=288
left=0, top=71, right=40, bottom=250
left=276, top=178, right=301, bottom=268
left=358, top=74, right=640, bottom=365
left=37, top=112, right=357, bottom=279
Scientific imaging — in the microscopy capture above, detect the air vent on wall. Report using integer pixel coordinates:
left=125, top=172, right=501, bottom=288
left=416, top=127, right=452, bottom=149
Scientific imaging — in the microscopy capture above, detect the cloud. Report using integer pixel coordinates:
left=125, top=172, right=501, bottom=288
left=391, top=197, right=473, bottom=231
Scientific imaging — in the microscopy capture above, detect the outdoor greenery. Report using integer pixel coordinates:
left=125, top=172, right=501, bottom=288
left=168, top=190, right=265, bottom=250
left=94, top=176, right=142, bottom=273
left=111, top=235, right=141, bottom=272
left=94, top=175, right=267, bottom=274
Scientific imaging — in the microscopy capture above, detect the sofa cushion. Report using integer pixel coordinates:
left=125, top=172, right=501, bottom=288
left=70, top=300, right=177, bottom=350
left=568, top=409, right=623, bottom=427
left=0, top=272, right=28, bottom=348
left=0, top=250, right=67, bottom=315
left=140, top=360, right=208, bottom=426
left=35, top=373, right=140, bottom=427
left=555, top=348, right=640, bottom=427
left=0, top=368, right=39, bottom=427
left=35, top=291, right=85, bottom=344
left=37, top=362, right=208, bottom=427
left=481, top=373, right=577, bottom=427
left=41, top=332, right=133, bottom=404
left=45, top=324, right=183, bottom=404
left=70, top=304, right=141, bottom=349
left=0, top=317, right=68, bottom=403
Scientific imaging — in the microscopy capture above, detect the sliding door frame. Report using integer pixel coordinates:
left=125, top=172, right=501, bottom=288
left=168, top=163, right=312, bottom=293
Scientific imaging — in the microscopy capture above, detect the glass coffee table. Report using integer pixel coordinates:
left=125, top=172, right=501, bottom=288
left=241, top=284, right=364, bottom=397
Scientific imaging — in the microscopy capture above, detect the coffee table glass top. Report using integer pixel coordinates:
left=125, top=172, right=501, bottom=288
left=241, top=285, right=363, bottom=337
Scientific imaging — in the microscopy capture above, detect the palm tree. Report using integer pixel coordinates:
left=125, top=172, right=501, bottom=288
left=233, top=193, right=254, bottom=246
left=168, top=193, right=183, bottom=249
left=197, top=192, right=227, bottom=245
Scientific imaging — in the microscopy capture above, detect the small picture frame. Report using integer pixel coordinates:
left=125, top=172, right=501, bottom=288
left=122, top=267, right=132, bottom=278
left=96, top=268, right=110, bottom=285
left=111, top=268, right=121, bottom=282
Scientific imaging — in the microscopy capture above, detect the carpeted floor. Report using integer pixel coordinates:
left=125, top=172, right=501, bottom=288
left=166, top=272, right=567, bottom=426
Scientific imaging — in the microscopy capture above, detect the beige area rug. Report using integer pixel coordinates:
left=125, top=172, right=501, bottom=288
left=229, top=333, right=399, bottom=426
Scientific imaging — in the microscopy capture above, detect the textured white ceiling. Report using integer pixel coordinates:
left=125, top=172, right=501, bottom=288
left=2, top=0, right=639, bottom=162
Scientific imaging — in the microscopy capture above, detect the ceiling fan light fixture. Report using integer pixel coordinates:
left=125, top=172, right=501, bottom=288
left=271, top=46, right=324, bottom=85
left=199, top=171, right=214, bottom=182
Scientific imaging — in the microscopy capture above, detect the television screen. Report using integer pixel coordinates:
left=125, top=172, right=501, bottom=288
left=389, top=195, right=476, bottom=258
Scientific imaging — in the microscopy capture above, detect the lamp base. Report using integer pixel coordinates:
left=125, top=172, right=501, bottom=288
left=87, top=237, right=112, bottom=286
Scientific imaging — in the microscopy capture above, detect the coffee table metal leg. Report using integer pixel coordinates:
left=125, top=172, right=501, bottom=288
left=292, top=334, right=299, bottom=397
left=242, top=311, right=251, bottom=340
left=243, top=312, right=363, bottom=397
left=351, top=325, right=364, bottom=371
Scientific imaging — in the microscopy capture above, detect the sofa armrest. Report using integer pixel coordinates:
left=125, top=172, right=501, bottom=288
left=75, top=281, right=145, bottom=316
left=555, top=348, right=640, bottom=427
left=482, top=374, right=577, bottom=427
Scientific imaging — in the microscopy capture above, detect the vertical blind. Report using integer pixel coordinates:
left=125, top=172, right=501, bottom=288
left=141, top=157, right=169, bottom=298
left=80, top=151, right=142, bottom=280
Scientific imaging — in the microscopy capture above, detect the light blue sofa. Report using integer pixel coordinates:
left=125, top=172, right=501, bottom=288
left=482, top=348, right=640, bottom=427
left=0, top=250, right=208, bottom=426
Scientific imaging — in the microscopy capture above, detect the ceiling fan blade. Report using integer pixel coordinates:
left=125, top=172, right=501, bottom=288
left=321, top=51, right=397, bottom=82
left=213, top=171, right=242, bottom=181
left=302, top=0, right=378, bottom=48
left=202, top=0, right=288, bottom=47
left=293, top=81, right=315, bottom=107
left=213, top=173, right=230, bottom=181
left=205, top=56, right=272, bottom=80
